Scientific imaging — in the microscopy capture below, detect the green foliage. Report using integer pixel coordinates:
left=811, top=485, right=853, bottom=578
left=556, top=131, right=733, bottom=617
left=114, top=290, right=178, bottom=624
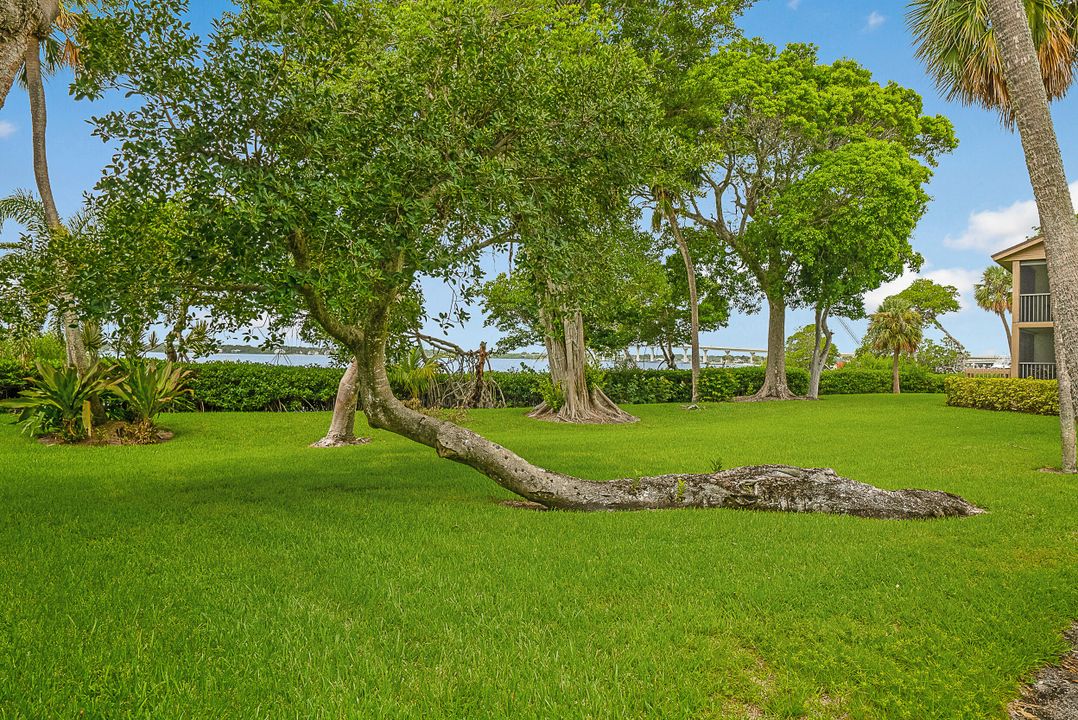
left=185, top=363, right=345, bottom=412
left=111, top=360, right=193, bottom=426
left=785, top=325, right=840, bottom=372
left=867, top=300, right=923, bottom=358
left=820, top=369, right=947, bottom=395
left=387, top=350, right=438, bottom=401
left=889, top=279, right=961, bottom=327
left=0, top=361, right=114, bottom=440
left=535, top=375, right=566, bottom=411
left=945, top=376, right=1061, bottom=416
left=915, top=337, right=969, bottom=374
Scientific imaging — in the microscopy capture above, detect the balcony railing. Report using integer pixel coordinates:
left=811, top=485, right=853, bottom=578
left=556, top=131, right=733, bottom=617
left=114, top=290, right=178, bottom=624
left=1019, top=362, right=1057, bottom=380
left=1020, top=293, right=1053, bottom=323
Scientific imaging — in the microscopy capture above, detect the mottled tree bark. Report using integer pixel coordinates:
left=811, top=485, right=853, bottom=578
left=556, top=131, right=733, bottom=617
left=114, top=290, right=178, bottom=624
left=311, top=358, right=369, bottom=447
left=891, top=349, right=902, bottom=394
left=744, top=295, right=798, bottom=400
left=529, top=308, right=636, bottom=424
left=666, top=208, right=700, bottom=403
left=1058, top=360, right=1076, bottom=473
left=987, top=0, right=1078, bottom=473
left=808, top=306, right=833, bottom=400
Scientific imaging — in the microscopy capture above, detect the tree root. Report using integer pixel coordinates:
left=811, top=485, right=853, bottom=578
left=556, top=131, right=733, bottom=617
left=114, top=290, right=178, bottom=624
left=527, top=387, right=638, bottom=424
left=310, top=435, right=372, bottom=448
left=526, top=464, right=985, bottom=518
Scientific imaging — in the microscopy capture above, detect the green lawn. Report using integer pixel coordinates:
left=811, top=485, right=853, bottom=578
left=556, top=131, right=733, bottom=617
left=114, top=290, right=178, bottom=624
left=0, top=395, right=1075, bottom=719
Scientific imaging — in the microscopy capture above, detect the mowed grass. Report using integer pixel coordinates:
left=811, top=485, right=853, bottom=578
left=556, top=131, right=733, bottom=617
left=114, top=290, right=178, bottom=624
left=0, top=395, right=1076, bottom=719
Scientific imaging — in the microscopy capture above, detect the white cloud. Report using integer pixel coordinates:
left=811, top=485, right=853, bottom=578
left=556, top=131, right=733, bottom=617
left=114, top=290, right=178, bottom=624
left=944, top=181, right=1078, bottom=253
left=864, top=11, right=886, bottom=31
left=0, top=121, right=15, bottom=139
left=787, top=0, right=801, bottom=9
left=864, top=267, right=984, bottom=314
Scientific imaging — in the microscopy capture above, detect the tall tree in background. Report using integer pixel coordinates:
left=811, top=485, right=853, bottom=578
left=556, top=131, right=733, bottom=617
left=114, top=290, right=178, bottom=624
left=0, top=0, right=57, bottom=108
left=677, top=41, right=954, bottom=400
left=911, top=0, right=1078, bottom=472
left=974, top=265, right=1013, bottom=349
left=892, top=279, right=964, bottom=348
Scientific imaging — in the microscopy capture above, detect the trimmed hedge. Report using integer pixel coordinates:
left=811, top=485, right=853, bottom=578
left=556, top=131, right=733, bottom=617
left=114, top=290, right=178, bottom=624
left=945, top=376, right=1060, bottom=416
left=0, top=359, right=950, bottom=411
left=819, top=369, right=946, bottom=395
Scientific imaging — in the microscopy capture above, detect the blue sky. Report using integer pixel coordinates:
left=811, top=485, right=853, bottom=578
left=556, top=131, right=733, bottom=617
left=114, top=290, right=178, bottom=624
left=1, top=0, right=1075, bottom=357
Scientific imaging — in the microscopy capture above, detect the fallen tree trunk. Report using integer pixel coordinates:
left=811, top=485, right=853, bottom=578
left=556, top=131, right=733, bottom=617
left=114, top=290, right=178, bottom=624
left=349, top=308, right=981, bottom=518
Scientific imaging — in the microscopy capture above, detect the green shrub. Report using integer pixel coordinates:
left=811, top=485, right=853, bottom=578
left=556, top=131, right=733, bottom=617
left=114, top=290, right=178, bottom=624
left=820, top=369, right=947, bottom=395
left=945, top=376, right=1060, bottom=416
left=185, top=362, right=344, bottom=411
left=0, top=359, right=30, bottom=400
left=112, top=360, right=193, bottom=428
left=0, top=361, right=115, bottom=440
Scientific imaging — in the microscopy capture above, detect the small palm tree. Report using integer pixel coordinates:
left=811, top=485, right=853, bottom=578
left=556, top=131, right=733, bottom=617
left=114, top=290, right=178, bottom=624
left=868, top=301, right=923, bottom=394
left=974, top=265, right=1014, bottom=349
left=908, top=0, right=1078, bottom=123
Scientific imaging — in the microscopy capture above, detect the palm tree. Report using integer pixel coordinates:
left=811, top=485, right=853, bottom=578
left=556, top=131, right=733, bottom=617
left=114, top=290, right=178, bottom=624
left=910, top=0, right=1078, bottom=472
left=0, top=0, right=76, bottom=110
left=974, top=265, right=1013, bottom=349
left=868, top=301, right=923, bottom=394
left=908, top=0, right=1078, bottom=124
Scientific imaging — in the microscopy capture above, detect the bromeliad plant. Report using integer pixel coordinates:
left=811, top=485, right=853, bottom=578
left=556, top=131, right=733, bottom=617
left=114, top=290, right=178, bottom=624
left=0, top=361, right=115, bottom=441
left=111, top=360, right=192, bottom=432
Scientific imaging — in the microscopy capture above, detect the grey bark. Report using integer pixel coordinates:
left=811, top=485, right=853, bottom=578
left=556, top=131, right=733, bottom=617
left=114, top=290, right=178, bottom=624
left=311, top=358, right=368, bottom=447
left=998, top=310, right=1012, bottom=351
left=24, top=38, right=92, bottom=380
left=1058, top=359, right=1076, bottom=473
left=808, top=306, right=833, bottom=400
left=987, top=0, right=1078, bottom=473
left=892, top=349, right=902, bottom=394
left=530, top=307, right=636, bottom=424
left=667, top=209, right=700, bottom=403
left=745, top=295, right=798, bottom=400
left=0, top=0, right=56, bottom=109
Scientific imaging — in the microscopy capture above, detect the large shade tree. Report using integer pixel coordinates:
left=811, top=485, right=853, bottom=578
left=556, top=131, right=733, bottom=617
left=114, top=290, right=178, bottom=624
left=675, top=41, right=955, bottom=400
left=68, top=0, right=982, bottom=517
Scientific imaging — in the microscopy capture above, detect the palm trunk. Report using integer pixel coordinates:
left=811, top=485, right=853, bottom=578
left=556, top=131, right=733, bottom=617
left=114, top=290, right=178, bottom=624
left=746, top=295, right=795, bottom=400
left=892, top=350, right=901, bottom=394
left=0, top=32, right=31, bottom=111
left=998, top=311, right=1012, bottom=350
left=808, top=306, right=832, bottom=400
left=1058, top=361, right=1076, bottom=473
left=932, top=319, right=963, bottom=350
left=25, top=39, right=97, bottom=398
left=987, top=0, right=1078, bottom=471
left=666, top=209, right=700, bottom=403
left=530, top=308, right=636, bottom=424
left=311, top=358, right=368, bottom=447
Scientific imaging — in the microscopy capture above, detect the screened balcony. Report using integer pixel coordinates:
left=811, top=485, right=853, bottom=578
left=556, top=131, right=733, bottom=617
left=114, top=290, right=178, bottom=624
left=1019, top=260, right=1052, bottom=323
left=1018, top=327, right=1056, bottom=380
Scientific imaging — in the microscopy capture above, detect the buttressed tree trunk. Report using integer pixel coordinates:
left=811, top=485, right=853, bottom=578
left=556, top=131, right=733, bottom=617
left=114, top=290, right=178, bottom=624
left=987, top=0, right=1078, bottom=473
left=529, top=308, right=636, bottom=424
left=331, top=296, right=983, bottom=518
left=311, top=358, right=369, bottom=447
left=745, top=295, right=798, bottom=400
left=0, top=0, right=56, bottom=109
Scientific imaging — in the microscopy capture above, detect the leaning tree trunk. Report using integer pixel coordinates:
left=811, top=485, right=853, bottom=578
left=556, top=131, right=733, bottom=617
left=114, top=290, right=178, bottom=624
left=808, top=306, right=833, bottom=400
left=311, top=358, right=369, bottom=447
left=666, top=208, right=700, bottom=403
left=528, top=308, right=636, bottom=424
left=987, top=0, right=1078, bottom=472
left=335, top=299, right=983, bottom=518
left=998, top=310, right=1012, bottom=351
left=0, top=0, right=57, bottom=110
left=744, top=294, right=798, bottom=400
left=24, top=38, right=95, bottom=385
